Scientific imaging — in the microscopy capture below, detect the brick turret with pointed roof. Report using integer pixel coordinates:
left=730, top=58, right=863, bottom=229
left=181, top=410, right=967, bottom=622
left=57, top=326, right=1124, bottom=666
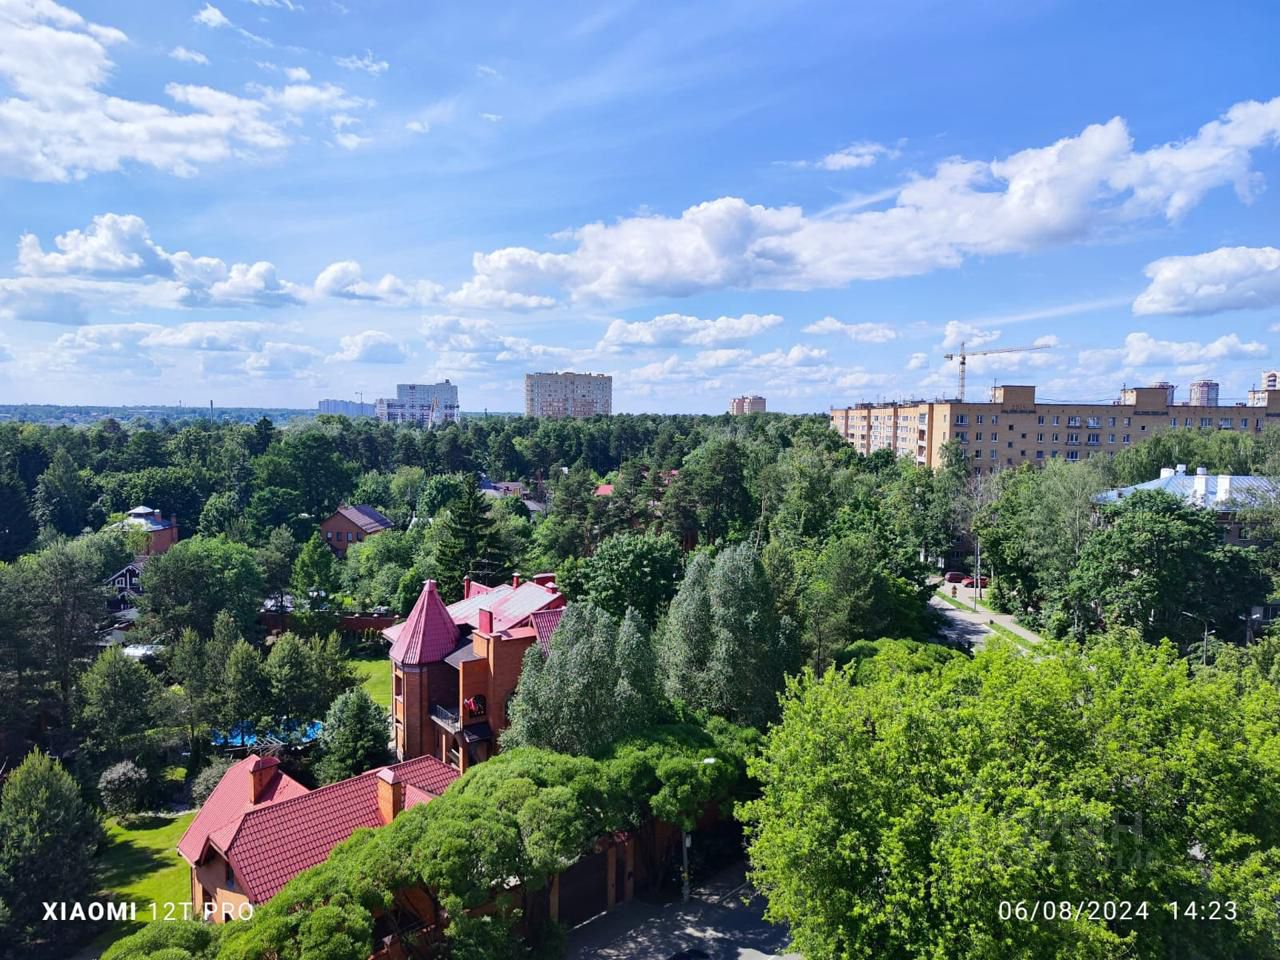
left=383, top=580, right=463, bottom=760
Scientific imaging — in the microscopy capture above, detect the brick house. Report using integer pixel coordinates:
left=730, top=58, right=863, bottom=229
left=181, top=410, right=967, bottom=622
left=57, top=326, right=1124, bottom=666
left=114, top=506, right=179, bottom=555
left=385, top=576, right=565, bottom=770
left=320, top=504, right=395, bottom=557
left=177, top=753, right=457, bottom=921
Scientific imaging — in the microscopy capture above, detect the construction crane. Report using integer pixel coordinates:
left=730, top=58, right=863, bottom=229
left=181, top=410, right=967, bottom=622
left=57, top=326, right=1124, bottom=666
left=942, top=342, right=1052, bottom=401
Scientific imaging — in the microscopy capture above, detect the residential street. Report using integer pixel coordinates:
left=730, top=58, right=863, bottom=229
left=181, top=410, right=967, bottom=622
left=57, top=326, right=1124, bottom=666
left=567, top=862, right=798, bottom=960
left=930, top=588, right=1043, bottom=653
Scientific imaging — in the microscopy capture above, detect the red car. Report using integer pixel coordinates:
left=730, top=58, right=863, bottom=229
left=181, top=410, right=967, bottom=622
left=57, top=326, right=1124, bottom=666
left=943, top=571, right=967, bottom=583
left=961, top=576, right=989, bottom=588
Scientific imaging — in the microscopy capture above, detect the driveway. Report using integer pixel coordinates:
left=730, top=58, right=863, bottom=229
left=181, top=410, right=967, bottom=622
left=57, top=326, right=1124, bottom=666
left=567, top=862, right=798, bottom=960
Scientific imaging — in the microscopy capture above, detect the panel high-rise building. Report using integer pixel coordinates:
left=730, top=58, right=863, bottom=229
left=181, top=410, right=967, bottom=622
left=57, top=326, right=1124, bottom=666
left=376, top=382, right=460, bottom=425
left=729, top=395, right=766, bottom=415
left=318, top=399, right=375, bottom=417
left=1188, top=380, right=1219, bottom=407
left=524, top=372, right=612, bottom=418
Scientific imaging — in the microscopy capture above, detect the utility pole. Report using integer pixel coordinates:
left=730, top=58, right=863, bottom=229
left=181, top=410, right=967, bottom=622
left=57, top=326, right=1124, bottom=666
left=973, top=537, right=981, bottom=613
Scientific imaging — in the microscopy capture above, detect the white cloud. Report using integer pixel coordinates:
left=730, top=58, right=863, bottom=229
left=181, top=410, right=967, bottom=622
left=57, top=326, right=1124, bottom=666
left=1133, top=245, right=1280, bottom=316
left=247, top=0, right=304, bottom=9
left=330, top=113, right=358, bottom=129
left=327, top=330, right=409, bottom=364
left=452, top=97, right=1280, bottom=304
left=476, top=64, right=501, bottom=79
left=795, top=142, right=893, bottom=171
left=0, top=342, right=12, bottom=363
left=419, top=314, right=572, bottom=367
left=907, top=352, right=928, bottom=370
left=405, top=120, right=429, bottom=134
left=313, top=260, right=442, bottom=306
left=334, top=132, right=370, bottom=150
left=444, top=276, right=555, bottom=310
left=480, top=112, right=503, bottom=123
left=941, top=320, right=1000, bottom=350
left=170, top=46, right=209, bottom=64
left=285, top=66, right=310, bottom=82
left=194, top=4, right=231, bottom=28
left=0, top=1, right=292, bottom=181
left=599, top=312, right=782, bottom=350
left=43, top=319, right=278, bottom=376
left=335, top=50, right=388, bottom=75
left=1079, top=331, right=1267, bottom=369
left=244, top=341, right=321, bottom=378
left=803, top=316, right=897, bottom=342
left=250, top=82, right=368, bottom=113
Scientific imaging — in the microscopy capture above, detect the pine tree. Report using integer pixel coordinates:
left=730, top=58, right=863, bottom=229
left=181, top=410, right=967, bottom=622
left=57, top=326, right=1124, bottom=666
left=315, top=690, right=390, bottom=784
left=33, top=448, right=91, bottom=536
left=222, top=639, right=270, bottom=742
left=290, top=532, right=340, bottom=611
left=434, top=474, right=505, bottom=602
left=0, top=750, right=101, bottom=940
left=0, top=470, right=36, bottom=561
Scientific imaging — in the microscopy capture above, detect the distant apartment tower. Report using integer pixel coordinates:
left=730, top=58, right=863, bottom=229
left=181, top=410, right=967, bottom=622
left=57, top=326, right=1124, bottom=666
left=830, top=382, right=1280, bottom=476
left=318, top=399, right=375, bottom=417
left=729, top=395, right=766, bottom=415
left=1251, top=370, right=1280, bottom=406
left=1188, top=380, right=1220, bottom=407
left=524, top=372, right=612, bottom=418
left=376, top=382, right=460, bottom=426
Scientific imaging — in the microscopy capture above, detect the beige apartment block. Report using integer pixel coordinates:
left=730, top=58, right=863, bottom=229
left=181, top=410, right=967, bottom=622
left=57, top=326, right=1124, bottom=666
left=831, top=384, right=1280, bottom=474
left=524, top=371, right=613, bottom=418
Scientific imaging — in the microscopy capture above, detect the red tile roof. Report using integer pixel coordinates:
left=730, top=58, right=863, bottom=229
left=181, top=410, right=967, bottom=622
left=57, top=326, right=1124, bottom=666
left=177, top=755, right=307, bottom=866
left=179, top=753, right=459, bottom=903
left=530, top=607, right=566, bottom=654
left=594, top=484, right=614, bottom=496
left=385, top=580, right=460, bottom=666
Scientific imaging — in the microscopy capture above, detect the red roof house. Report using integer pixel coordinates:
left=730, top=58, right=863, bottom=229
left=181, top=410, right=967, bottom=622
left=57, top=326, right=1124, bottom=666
left=178, top=753, right=457, bottom=919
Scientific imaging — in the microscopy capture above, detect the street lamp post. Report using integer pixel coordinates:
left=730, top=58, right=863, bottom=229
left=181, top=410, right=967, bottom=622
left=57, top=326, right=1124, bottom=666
left=1181, top=611, right=1210, bottom=667
left=682, top=757, right=718, bottom=904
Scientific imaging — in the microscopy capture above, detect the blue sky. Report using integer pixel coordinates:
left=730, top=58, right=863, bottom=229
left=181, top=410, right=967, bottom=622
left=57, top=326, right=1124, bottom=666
left=1, top=0, right=1278, bottom=413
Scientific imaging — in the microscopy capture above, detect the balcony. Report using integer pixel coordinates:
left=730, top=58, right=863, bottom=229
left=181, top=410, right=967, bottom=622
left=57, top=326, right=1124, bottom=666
left=431, top=704, right=461, bottom=732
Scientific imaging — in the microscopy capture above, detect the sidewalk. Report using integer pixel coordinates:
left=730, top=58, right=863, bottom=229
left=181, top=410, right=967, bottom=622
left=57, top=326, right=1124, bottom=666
left=567, top=861, right=797, bottom=960
left=930, top=592, right=1043, bottom=652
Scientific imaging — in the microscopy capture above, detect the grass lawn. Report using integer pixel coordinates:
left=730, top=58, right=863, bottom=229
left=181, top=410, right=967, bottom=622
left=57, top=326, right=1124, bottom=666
left=92, top=810, right=196, bottom=951
left=350, top=651, right=392, bottom=710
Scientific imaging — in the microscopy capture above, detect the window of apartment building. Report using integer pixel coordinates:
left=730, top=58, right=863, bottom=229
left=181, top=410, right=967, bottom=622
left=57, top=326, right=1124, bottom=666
left=1019, top=450, right=1026, bottom=457
left=1007, top=441, right=1014, bottom=448
left=1050, top=450, right=1059, bottom=457
left=990, top=449, right=997, bottom=459
left=1108, top=434, right=1116, bottom=443
left=1037, top=433, right=1044, bottom=442
left=1219, top=418, right=1233, bottom=429
left=1241, top=418, right=1249, bottom=428
left=1020, top=432, right=1027, bottom=439
left=975, top=432, right=983, bottom=441
left=1122, top=434, right=1131, bottom=443
left=1087, top=433, right=1100, bottom=445
left=1184, top=417, right=1192, bottom=427
left=1170, top=418, right=1179, bottom=427
left=1036, top=450, right=1044, bottom=459
left=1108, top=417, right=1116, bottom=427
left=1052, top=415, right=1061, bottom=426
left=1066, top=433, right=1080, bottom=445
left=1052, top=433, right=1059, bottom=442
left=1123, top=417, right=1131, bottom=426
left=973, top=450, right=982, bottom=460
left=991, top=416, right=999, bottom=425
left=1066, top=450, right=1080, bottom=461
left=1067, top=416, right=1081, bottom=427
left=955, top=431, right=968, bottom=443
left=976, top=414, right=984, bottom=424
left=1037, top=415, right=1045, bottom=425
left=1200, top=417, right=1212, bottom=427
left=1086, top=417, right=1100, bottom=428
left=955, top=414, right=968, bottom=425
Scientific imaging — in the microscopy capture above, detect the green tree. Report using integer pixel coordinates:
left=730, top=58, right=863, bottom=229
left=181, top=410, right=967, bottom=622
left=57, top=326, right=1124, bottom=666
left=141, top=535, right=265, bottom=637
left=315, top=689, right=391, bottom=784
left=257, top=524, right=298, bottom=612
left=578, top=532, right=682, bottom=625
left=417, top=472, right=469, bottom=518
left=78, top=645, right=162, bottom=760
left=659, top=544, right=798, bottom=727
left=291, top=532, right=341, bottom=610
left=434, top=475, right=507, bottom=602
left=198, top=490, right=242, bottom=537
left=221, top=639, right=270, bottom=741
left=98, top=760, right=150, bottom=821
left=33, top=448, right=92, bottom=535
left=743, top=635, right=1280, bottom=960
left=0, top=469, right=37, bottom=561
left=0, top=750, right=101, bottom=941
left=266, top=633, right=321, bottom=727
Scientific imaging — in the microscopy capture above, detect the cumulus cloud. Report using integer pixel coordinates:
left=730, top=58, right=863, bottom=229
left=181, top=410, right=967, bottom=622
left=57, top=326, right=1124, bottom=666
left=907, top=352, right=928, bottom=370
left=44, top=320, right=279, bottom=376
left=444, top=275, right=556, bottom=310
left=335, top=50, right=389, bottom=75
left=327, top=330, right=409, bottom=364
left=0, top=1, right=374, bottom=181
left=941, top=320, right=999, bottom=350
left=450, top=97, right=1280, bottom=304
left=169, top=46, right=209, bottom=64
left=313, top=260, right=442, bottom=306
left=786, top=142, right=893, bottom=171
left=598, top=312, right=782, bottom=350
left=244, top=341, right=321, bottom=378
left=420, top=314, right=572, bottom=367
left=1079, top=331, right=1267, bottom=369
left=334, top=132, right=370, bottom=150
left=405, top=120, right=429, bottom=134
left=1133, top=245, right=1280, bottom=316
left=803, top=316, right=897, bottom=342
left=476, top=64, right=501, bottom=79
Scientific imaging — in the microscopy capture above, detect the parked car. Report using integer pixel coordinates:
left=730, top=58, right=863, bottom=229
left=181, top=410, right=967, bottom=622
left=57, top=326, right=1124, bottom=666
left=943, top=571, right=967, bottom=583
left=961, top=576, right=989, bottom=588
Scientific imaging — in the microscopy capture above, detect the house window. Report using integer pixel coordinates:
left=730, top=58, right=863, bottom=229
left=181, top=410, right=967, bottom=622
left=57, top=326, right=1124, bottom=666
left=347, top=531, right=354, bottom=541
left=226, top=865, right=237, bottom=892
left=1171, top=418, right=1179, bottom=427
left=394, top=673, right=403, bottom=699
left=325, top=531, right=332, bottom=540
left=1184, top=417, right=1192, bottom=427
left=972, top=450, right=982, bottom=460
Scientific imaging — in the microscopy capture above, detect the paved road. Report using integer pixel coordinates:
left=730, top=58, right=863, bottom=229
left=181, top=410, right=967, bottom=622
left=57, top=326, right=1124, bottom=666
left=567, top=862, right=798, bottom=960
left=930, top=589, right=1043, bottom=653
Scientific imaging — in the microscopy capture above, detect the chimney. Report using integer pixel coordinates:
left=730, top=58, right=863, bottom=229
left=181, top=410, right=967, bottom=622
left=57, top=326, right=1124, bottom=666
left=171, top=513, right=179, bottom=537
left=1193, top=470, right=1209, bottom=503
left=462, top=575, right=472, bottom=599
left=248, top=755, right=280, bottom=804
left=1159, top=467, right=1175, bottom=480
left=1175, top=464, right=1187, bottom=475
left=512, top=573, right=521, bottom=588
left=1217, top=475, right=1233, bottom=504
left=376, top=768, right=403, bottom=825
left=478, top=607, right=493, bottom=634
left=1196, top=466, right=1208, bottom=476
